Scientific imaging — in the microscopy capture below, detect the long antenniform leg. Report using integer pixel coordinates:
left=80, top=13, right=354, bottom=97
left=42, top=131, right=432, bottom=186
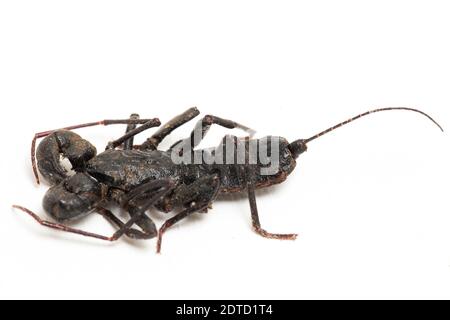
left=13, top=205, right=117, bottom=241
left=12, top=179, right=174, bottom=242
left=31, top=117, right=160, bottom=184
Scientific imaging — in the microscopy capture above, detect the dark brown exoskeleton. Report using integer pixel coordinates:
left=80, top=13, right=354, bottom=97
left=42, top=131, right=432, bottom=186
left=13, top=107, right=443, bottom=253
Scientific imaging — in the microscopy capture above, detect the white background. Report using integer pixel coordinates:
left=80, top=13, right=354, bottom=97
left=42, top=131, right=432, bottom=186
left=1, top=1, right=449, bottom=300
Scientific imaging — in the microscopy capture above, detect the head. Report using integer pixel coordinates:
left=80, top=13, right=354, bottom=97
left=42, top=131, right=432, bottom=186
left=252, top=136, right=307, bottom=180
left=43, top=173, right=103, bottom=222
left=287, top=139, right=308, bottom=159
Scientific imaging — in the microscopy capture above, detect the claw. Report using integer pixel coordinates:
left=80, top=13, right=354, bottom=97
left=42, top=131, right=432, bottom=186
left=36, top=130, right=97, bottom=185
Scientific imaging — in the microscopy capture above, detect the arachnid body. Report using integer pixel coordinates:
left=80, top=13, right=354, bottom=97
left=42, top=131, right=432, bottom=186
left=14, top=107, right=443, bottom=252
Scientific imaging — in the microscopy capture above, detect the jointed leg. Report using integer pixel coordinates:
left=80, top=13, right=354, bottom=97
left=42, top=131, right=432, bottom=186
left=232, top=136, right=297, bottom=240
left=157, top=174, right=221, bottom=253
left=125, top=207, right=158, bottom=240
left=32, top=117, right=159, bottom=184
left=140, top=107, right=200, bottom=150
left=123, top=114, right=140, bottom=150
left=111, top=179, right=175, bottom=240
left=105, top=118, right=161, bottom=150
left=156, top=204, right=204, bottom=253
left=247, top=179, right=298, bottom=240
left=96, top=207, right=155, bottom=240
left=109, top=184, right=166, bottom=240
left=171, top=114, right=255, bottom=153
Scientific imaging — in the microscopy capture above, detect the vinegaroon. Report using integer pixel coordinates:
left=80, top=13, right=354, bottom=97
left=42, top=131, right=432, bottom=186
left=13, top=107, right=443, bottom=253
